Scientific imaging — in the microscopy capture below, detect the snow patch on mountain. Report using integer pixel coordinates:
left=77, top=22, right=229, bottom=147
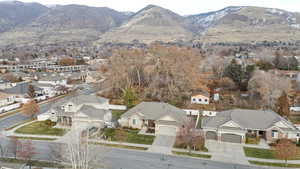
left=187, top=6, right=243, bottom=28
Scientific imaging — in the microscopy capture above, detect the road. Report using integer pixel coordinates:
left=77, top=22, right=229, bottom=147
left=0, top=86, right=94, bottom=131
left=0, top=86, right=272, bottom=169
left=0, top=102, right=52, bottom=131
left=0, top=137, right=263, bottom=169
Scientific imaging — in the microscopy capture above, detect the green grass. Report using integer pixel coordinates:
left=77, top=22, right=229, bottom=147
left=8, top=136, right=57, bottom=141
left=244, top=147, right=275, bottom=159
left=91, top=142, right=148, bottom=151
left=244, top=147, right=300, bottom=160
left=103, top=128, right=155, bottom=145
left=15, top=121, right=65, bottom=136
left=112, top=110, right=126, bottom=120
left=172, top=151, right=211, bottom=159
left=249, top=160, right=300, bottom=168
left=0, top=158, right=65, bottom=168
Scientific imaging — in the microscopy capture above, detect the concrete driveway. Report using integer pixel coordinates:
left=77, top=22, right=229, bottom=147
left=148, top=126, right=177, bottom=154
left=206, top=140, right=249, bottom=165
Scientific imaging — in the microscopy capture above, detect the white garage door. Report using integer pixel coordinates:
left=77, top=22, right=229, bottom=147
left=157, top=125, right=177, bottom=136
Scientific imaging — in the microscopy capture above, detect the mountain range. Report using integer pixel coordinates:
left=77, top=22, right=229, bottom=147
left=0, top=1, right=299, bottom=47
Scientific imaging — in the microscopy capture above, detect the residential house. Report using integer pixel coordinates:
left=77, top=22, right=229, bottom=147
left=0, top=92, right=20, bottom=113
left=191, top=93, right=210, bottom=105
left=48, top=94, right=112, bottom=130
left=0, top=82, right=39, bottom=103
left=32, top=83, right=59, bottom=98
left=0, top=92, right=16, bottom=107
left=119, top=102, right=186, bottom=135
left=38, top=75, right=67, bottom=86
left=201, top=109, right=300, bottom=144
left=0, top=78, right=12, bottom=89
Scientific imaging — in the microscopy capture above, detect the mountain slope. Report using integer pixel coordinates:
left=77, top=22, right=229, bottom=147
left=0, top=1, right=48, bottom=32
left=0, top=4, right=129, bottom=46
left=97, top=5, right=193, bottom=44
left=193, top=6, right=300, bottom=42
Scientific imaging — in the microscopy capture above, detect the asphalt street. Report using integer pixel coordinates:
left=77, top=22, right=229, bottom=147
left=0, top=137, right=264, bottom=169
left=0, top=87, right=274, bottom=169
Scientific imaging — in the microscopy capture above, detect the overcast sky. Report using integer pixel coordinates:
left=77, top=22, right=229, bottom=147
left=2, top=0, right=300, bottom=15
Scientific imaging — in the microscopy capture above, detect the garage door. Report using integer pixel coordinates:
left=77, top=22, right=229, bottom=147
left=206, top=131, right=217, bottom=140
left=221, top=134, right=242, bottom=143
left=157, top=126, right=177, bottom=136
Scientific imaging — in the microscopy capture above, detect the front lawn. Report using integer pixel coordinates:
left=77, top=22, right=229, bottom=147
left=249, top=160, right=300, bottom=168
left=103, top=128, right=155, bottom=145
left=244, top=147, right=275, bottom=159
left=15, top=121, right=65, bottom=136
left=172, top=151, right=211, bottom=159
left=244, top=147, right=300, bottom=160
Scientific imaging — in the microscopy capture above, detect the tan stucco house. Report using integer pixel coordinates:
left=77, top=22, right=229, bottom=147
left=118, top=102, right=186, bottom=135
left=201, top=109, right=300, bottom=143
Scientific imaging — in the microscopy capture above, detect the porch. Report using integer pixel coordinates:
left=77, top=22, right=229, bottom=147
left=56, top=116, right=72, bottom=128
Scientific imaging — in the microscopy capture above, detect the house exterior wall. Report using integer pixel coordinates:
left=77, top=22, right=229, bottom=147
left=266, top=126, right=298, bottom=142
left=183, top=109, right=200, bottom=116
left=127, top=114, right=143, bottom=129
left=0, top=95, right=15, bottom=107
left=191, top=95, right=210, bottom=104
left=202, top=111, right=217, bottom=117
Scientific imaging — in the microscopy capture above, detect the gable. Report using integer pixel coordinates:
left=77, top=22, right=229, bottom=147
left=275, top=121, right=292, bottom=129
left=159, top=115, right=176, bottom=122
left=221, top=120, right=241, bottom=128
left=192, top=95, right=209, bottom=99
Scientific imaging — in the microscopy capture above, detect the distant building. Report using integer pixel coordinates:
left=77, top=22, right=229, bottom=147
left=191, top=93, right=210, bottom=105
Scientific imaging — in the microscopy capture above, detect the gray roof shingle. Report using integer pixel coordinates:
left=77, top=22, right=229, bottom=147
left=121, top=102, right=185, bottom=123
left=202, top=109, right=296, bottom=130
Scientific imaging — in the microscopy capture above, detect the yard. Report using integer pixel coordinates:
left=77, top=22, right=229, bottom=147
left=244, top=147, right=300, bottom=160
left=249, top=160, right=300, bottom=168
left=103, top=128, right=155, bottom=145
left=15, top=121, right=65, bottom=136
left=111, top=110, right=126, bottom=120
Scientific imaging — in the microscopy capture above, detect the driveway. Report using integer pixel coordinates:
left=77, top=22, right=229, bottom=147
left=206, top=140, right=249, bottom=165
left=148, top=126, right=177, bottom=154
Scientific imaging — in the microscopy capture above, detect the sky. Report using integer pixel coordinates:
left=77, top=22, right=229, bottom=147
left=2, top=0, right=300, bottom=15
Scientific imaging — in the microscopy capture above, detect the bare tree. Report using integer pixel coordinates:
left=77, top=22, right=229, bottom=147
left=8, top=136, right=20, bottom=159
left=248, top=70, right=291, bottom=109
left=17, top=140, right=38, bottom=169
left=274, top=139, right=298, bottom=166
left=51, top=130, right=102, bottom=169
left=178, top=117, right=198, bottom=153
left=22, top=100, right=40, bottom=119
left=27, top=85, right=36, bottom=98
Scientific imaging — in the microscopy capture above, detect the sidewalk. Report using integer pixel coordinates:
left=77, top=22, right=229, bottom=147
left=248, top=157, right=300, bottom=164
left=89, top=139, right=213, bottom=156
left=89, top=139, right=151, bottom=148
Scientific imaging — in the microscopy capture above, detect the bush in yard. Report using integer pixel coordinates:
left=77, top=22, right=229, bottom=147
left=44, top=120, right=53, bottom=127
left=274, top=138, right=298, bottom=166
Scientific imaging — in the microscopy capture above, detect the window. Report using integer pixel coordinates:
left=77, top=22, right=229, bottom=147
left=272, top=130, right=278, bottom=138
left=205, top=99, right=208, bottom=102
left=198, top=99, right=202, bottom=102
left=133, top=119, right=138, bottom=125
left=192, top=98, right=196, bottom=101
